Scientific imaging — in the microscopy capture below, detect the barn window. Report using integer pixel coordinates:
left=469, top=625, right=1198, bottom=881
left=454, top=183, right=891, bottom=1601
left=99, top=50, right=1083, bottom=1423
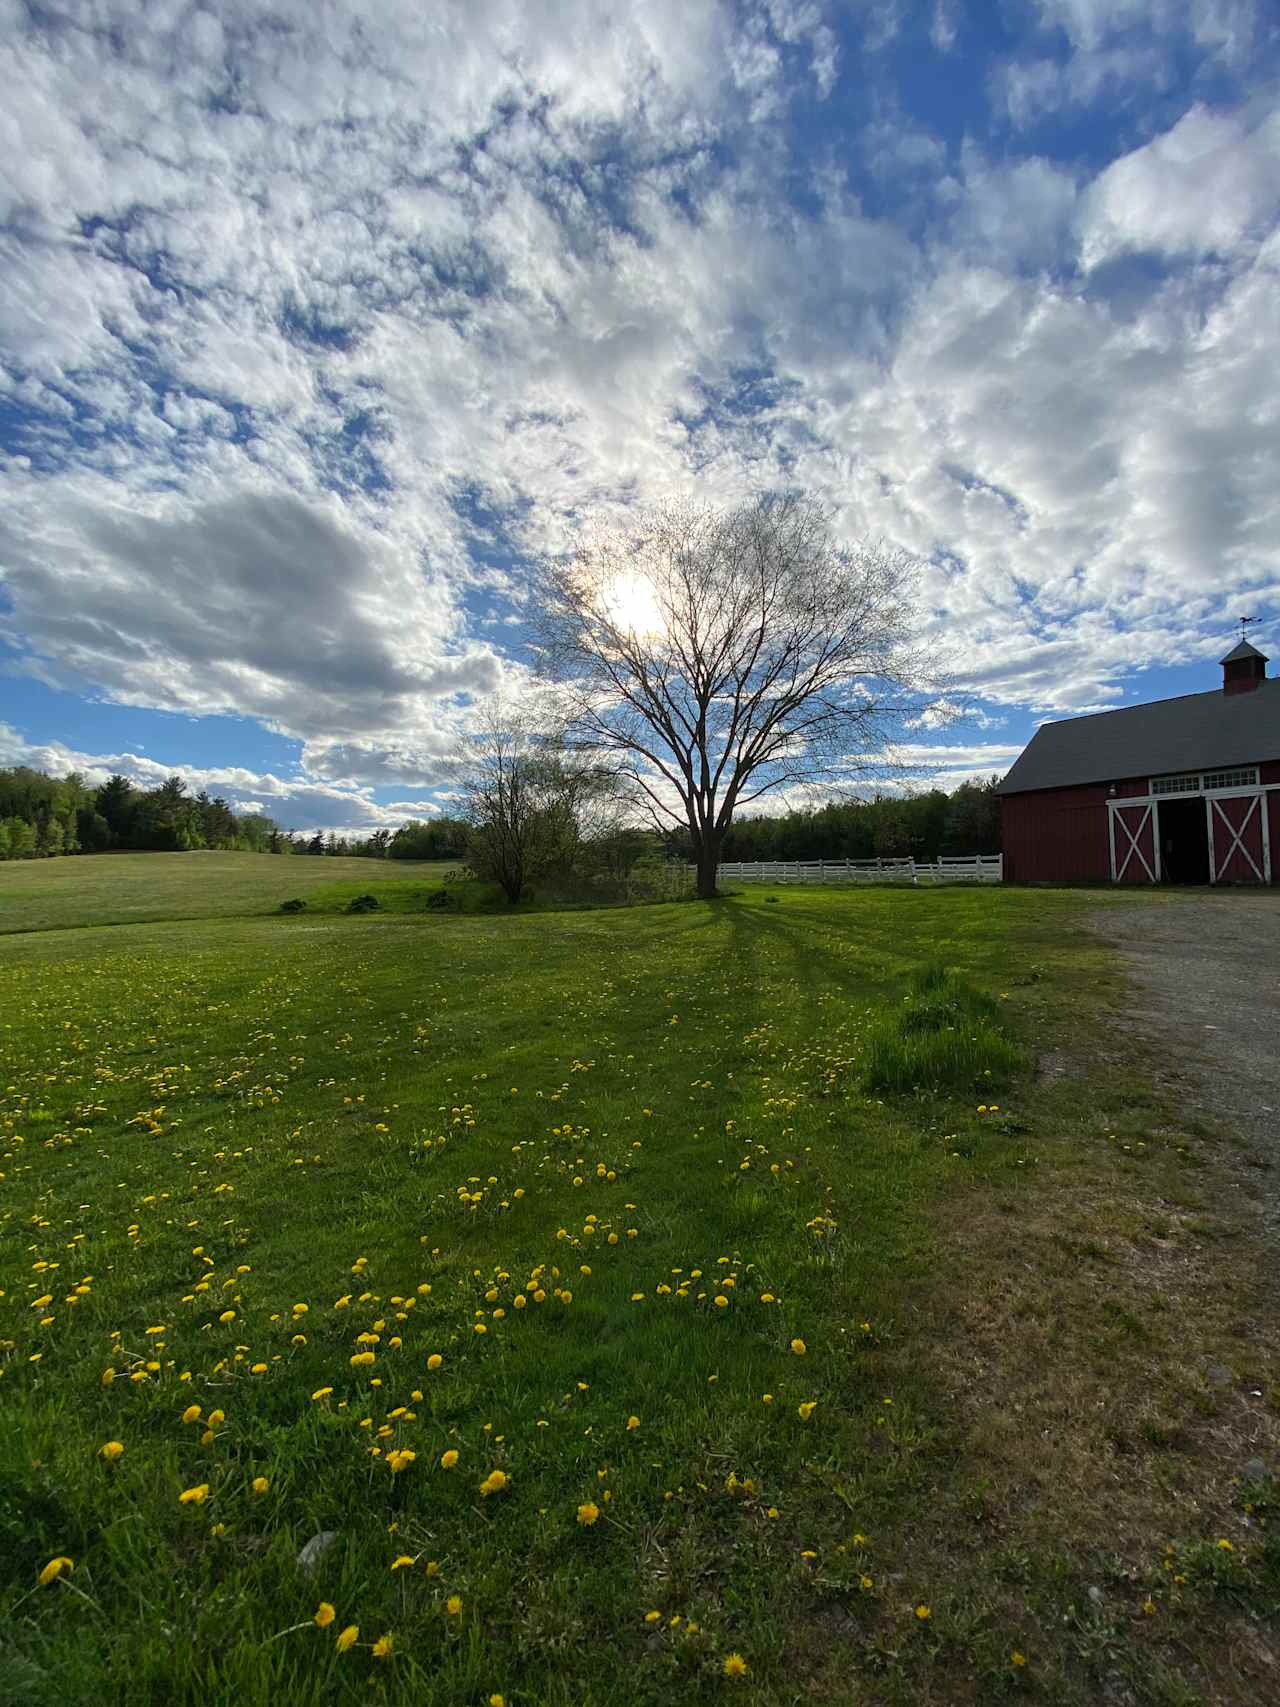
left=1151, top=773, right=1199, bottom=795
left=1203, top=766, right=1258, bottom=791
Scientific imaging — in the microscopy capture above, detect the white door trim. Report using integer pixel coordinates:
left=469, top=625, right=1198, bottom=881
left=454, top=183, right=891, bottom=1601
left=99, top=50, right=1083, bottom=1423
left=1110, top=800, right=1158, bottom=882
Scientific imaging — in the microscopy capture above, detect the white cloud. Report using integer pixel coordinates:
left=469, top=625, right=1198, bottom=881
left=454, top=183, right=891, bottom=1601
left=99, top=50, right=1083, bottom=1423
left=1080, top=105, right=1280, bottom=265
left=0, top=0, right=1278, bottom=783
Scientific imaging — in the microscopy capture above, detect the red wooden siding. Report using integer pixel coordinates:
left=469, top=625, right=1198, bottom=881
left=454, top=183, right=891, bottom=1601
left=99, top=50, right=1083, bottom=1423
left=1003, top=756, right=1280, bottom=885
left=1001, top=782, right=1115, bottom=882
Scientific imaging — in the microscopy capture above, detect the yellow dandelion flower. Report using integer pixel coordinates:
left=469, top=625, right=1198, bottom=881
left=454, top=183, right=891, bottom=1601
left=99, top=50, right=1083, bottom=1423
left=179, top=1483, right=209, bottom=1505
left=446, top=1594, right=463, bottom=1616
left=314, top=1602, right=336, bottom=1628
left=1217, top=1538, right=1234, bottom=1552
left=427, top=1354, right=443, bottom=1371
left=577, top=1501, right=600, bottom=1525
left=797, top=1401, right=817, bottom=1421
left=218, top=1310, right=235, bottom=1324
left=723, top=1653, right=750, bottom=1678
left=626, top=1415, right=640, bottom=1431
left=251, top=1476, right=269, bottom=1495
left=207, top=1410, right=225, bottom=1428
left=1011, top=1650, right=1026, bottom=1667
left=479, top=1469, right=508, bottom=1496
left=391, top=1554, right=415, bottom=1570
left=312, top=1387, right=333, bottom=1401
left=644, top=1609, right=662, bottom=1624
left=489, top=1696, right=505, bottom=1707
left=37, top=1557, right=74, bottom=1587
left=915, top=1604, right=931, bottom=1620
left=714, top=1295, right=728, bottom=1308
left=99, top=1440, right=125, bottom=1462
left=372, top=1633, right=393, bottom=1659
left=790, top=1338, right=806, bottom=1355
left=335, top=1624, right=359, bottom=1653
left=181, top=1404, right=202, bottom=1424
left=440, top=1449, right=459, bottom=1469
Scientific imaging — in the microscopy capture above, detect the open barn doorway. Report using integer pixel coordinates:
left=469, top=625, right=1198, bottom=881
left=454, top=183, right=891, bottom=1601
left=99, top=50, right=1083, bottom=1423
left=1157, top=796, right=1209, bottom=884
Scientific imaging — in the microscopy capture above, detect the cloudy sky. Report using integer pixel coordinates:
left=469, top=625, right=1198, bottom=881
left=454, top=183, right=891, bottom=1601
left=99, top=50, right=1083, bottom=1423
left=2, top=0, right=1278, bottom=834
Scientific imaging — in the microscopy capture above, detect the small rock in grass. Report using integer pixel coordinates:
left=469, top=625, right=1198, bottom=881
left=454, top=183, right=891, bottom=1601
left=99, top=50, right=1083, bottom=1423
left=1243, top=1457, right=1268, bottom=1482
left=297, top=1531, right=339, bottom=1573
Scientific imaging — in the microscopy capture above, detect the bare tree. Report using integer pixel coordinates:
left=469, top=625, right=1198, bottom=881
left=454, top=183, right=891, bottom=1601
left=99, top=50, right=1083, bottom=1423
left=534, top=495, right=926, bottom=899
left=458, top=703, right=620, bottom=903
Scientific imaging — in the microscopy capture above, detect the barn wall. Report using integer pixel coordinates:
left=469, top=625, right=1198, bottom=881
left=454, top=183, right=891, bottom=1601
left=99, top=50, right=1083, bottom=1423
left=1001, top=782, right=1120, bottom=881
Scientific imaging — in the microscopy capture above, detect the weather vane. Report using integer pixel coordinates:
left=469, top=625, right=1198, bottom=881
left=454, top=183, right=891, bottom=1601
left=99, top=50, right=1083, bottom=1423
left=1238, top=614, right=1257, bottom=640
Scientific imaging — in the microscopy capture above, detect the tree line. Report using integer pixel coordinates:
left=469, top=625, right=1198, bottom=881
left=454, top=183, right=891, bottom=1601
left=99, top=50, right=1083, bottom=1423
left=703, top=778, right=1002, bottom=864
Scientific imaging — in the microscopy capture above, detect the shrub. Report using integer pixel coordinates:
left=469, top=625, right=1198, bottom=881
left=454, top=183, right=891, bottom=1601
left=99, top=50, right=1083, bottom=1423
left=862, top=963, right=1023, bottom=1095
left=278, top=897, right=307, bottom=913
left=425, top=888, right=450, bottom=910
left=345, top=893, right=381, bottom=914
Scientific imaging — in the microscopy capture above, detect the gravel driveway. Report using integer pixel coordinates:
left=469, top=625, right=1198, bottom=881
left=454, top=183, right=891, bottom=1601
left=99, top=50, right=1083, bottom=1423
left=1089, top=892, right=1280, bottom=1226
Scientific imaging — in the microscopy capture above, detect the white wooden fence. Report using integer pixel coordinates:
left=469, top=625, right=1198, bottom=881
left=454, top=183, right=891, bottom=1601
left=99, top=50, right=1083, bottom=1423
left=711, top=855, right=1003, bottom=886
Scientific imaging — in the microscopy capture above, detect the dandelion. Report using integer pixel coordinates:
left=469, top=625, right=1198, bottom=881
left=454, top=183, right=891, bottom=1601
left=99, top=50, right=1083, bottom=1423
left=99, top=1440, right=125, bottom=1462
left=1217, top=1538, right=1234, bottom=1552
left=207, top=1410, right=225, bottom=1429
left=37, top=1557, right=73, bottom=1587
left=762, top=1394, right=773, bottom=1405
left=446, top=1594, right=463, bottom=1616
left=714, top=1295, right=728, bottom=1308
left=427, top=1354, right=443, bottom=1371
left=372, top=1633, right=394, bottom=1659
left=391, top=1555, right=415, bottom=1571
left=336, top=1624, right=359, bottom=1652
left=797, top=1401, right=817, bottom=1421
left=626, top=1415, right=640, bottom=1431
left=790, top=1338, right=806, bottom=1355
left=311, top=1387, right=333, bottom=1401
left=218, top=1309, right=235, bottom=1323
left=440, top=1449, right=459, bottom=1469
left=314, top=1603, right=336, bottom=1628
left=915, top=1604, right=931, bottom=1621
left=1011, top=1650, right=1026, bottom=1667
left=723, top=1653, right=750, bottom=1678
left=489, top=1697, right=505, bottom=1707
left=350, top=1351, right=375, bottom=1367
left=644, top=1609, right=662, bottom=1624
left=250, top=1362, right=267, bottom=1375
left=181, top=1404, right=202, bottom=1425
left=479, top=1469, right=508, bottom=1496
left=179, top=1483, right=210, bottom=1505
left=386, top=1449, right=417, bottom=1473
left=251, top=1476, right=269, bottom=1495
left=577, top=1502, right=600, bottom=1525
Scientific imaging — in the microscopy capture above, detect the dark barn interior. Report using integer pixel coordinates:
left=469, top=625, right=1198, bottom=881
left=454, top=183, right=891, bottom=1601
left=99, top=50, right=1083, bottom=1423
left=1157, top=796, right=1210, bottom=883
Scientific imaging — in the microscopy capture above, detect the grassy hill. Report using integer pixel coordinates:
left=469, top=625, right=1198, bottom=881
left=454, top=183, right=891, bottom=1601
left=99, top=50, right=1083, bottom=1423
left=0, top=851, right=455, bottom=935
left=1, top=865, right=1275, bottom=1704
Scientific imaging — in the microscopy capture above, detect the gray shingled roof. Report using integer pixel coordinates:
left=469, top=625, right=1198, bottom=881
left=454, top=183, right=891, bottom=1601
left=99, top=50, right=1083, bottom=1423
left=1221, top=639, right=1269, bottom=663
left=998, top=676, right=1280, bottom=795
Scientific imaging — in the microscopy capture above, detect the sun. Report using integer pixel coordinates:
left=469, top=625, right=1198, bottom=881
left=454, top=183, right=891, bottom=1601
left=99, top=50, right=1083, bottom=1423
left=599, top=570, right=664, bottom=638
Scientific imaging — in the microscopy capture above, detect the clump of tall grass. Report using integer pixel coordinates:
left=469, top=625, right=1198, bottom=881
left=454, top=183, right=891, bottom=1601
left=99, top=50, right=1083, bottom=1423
left=863, top=961, right=1024, bottom=1094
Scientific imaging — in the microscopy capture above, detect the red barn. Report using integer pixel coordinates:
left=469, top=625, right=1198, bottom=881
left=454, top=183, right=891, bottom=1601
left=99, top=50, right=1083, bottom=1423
left=998, top=641, right=1280, bottom=884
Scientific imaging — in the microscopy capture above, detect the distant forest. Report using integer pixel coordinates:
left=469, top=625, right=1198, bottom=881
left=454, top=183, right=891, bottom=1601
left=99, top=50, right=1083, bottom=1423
left=0, top=765, right=1002, bottom=865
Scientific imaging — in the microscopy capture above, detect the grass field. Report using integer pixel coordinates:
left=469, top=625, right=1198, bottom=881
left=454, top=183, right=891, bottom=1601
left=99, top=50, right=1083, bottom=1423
left=0, top=851, right=455, bottom=935
left=2, top=859, right=1277, bottom=1705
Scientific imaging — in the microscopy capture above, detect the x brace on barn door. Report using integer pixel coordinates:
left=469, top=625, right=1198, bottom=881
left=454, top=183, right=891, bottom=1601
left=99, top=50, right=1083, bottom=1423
left=1108, top=801, right=1158, bottom=882
left=1207, top=792, right=1272, bottom=883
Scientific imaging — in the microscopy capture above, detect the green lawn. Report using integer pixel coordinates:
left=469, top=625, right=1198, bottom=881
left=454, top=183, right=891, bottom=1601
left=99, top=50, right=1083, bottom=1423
left=1, top=865, right=1275, bottom=1704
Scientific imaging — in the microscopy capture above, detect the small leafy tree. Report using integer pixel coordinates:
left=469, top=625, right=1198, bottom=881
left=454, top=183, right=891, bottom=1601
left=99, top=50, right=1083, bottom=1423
left=459, top=706, right=614, bottom=904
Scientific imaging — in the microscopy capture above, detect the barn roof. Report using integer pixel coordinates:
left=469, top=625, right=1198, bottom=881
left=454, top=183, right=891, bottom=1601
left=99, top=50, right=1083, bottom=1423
left=998, top=676, right=1280, bottom=795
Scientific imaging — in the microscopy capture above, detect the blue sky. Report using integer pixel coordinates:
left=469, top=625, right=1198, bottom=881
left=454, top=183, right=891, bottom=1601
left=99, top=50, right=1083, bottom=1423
left=2, top=0, right=1278, bottom=833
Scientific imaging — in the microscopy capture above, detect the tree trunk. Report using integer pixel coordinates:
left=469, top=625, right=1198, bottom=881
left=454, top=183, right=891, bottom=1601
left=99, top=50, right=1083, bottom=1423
left=695, top=839, right=720, bottom=900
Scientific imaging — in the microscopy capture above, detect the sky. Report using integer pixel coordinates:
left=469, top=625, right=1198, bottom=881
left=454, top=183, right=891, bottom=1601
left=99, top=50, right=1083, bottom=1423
left=2, top=0, right=1279, bottom=836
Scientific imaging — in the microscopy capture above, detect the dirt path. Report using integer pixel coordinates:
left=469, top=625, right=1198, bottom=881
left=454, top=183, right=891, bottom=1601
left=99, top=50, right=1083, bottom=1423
left=1089, top=891, right=1280, bottom=1232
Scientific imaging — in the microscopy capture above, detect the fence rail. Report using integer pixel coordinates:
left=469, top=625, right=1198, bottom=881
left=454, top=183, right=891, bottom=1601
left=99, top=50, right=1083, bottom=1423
left=709, top=855, right=1003, bottom=886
